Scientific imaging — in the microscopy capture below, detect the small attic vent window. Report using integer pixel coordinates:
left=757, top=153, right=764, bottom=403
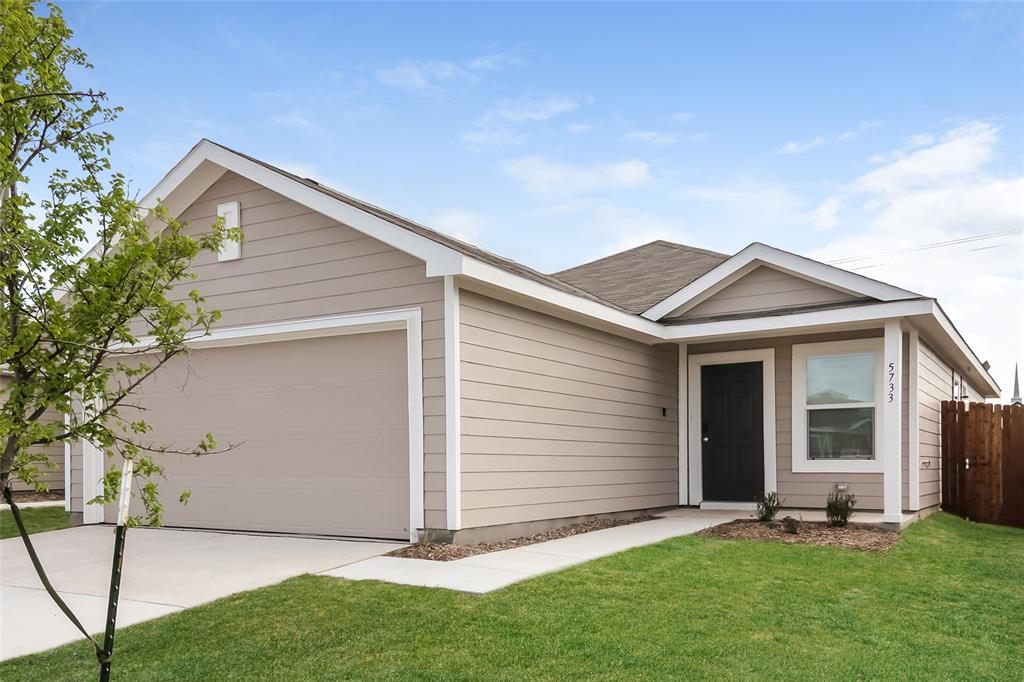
left=216, top=201, right=241, bottom=262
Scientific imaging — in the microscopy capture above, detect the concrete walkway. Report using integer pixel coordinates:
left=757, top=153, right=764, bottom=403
left=325, top=509, right=739, bottom=594
left=0, top=526, right=402, bottom=660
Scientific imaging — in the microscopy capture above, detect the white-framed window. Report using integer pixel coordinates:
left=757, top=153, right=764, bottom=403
left=791, top=337, right=884, bottom=473
left=216, top=201, right=241, bottom=262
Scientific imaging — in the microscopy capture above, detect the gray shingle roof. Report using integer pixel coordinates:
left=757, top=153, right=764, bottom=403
left=552, top=240, right=730, bottom=314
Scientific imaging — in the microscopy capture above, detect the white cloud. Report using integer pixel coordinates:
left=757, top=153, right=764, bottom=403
left=623, top=130, right=678, bottom=146
left=809, top=120, right=1023, bottom=399
left=809, top=196, right=843, bottom=230
left=492, top=95, right=580, bottom=122
left=851, top=121, right=998, bottom=193
left=567, top=123, right=594, bottom=134
left=780, top=120, right=881, bottom=153
left=777, top=136, right=827, bottom=155
left=673, top=112, right=695, bottom=124
left=461, top=127, right=527, bottom=150
left=375, top=53, right=524, bottom=96
left=686, top=132, right=709, bottom=143
left=271, top=109, right=315, bottom=130
left=503, top=156, right=652, bottom=198
left=430, top=209, right=486, bottom=244
left=592, top=207, right=691, bottom=255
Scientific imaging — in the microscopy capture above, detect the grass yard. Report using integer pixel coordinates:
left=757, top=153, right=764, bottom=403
left=0, top=506, right=72, bottom=539
left=1, top=513, right=1021, bottom=680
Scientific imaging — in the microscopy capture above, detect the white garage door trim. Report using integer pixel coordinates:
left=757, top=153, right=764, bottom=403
left=84, top=307, right=424, bottom=541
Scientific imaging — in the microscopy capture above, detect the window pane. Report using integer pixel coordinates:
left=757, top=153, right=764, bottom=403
left=808, top=408, right=874, bottom=460
left=806, top=352, right=875, bottom=405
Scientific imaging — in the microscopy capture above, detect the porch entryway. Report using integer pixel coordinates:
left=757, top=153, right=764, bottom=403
left=701, top=361, right=765, bottom=502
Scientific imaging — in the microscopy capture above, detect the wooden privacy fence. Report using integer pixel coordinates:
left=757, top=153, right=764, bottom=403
left=941, top=401, right=1024, bottom=527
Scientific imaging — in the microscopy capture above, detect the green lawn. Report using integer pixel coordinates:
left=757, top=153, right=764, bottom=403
left=0, top=505, right=72, bottom=539
left=2, top=513, right=1021, bottom=680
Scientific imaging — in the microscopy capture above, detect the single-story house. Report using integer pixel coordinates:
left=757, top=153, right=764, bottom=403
left=66, top=139, right=998, bottom=542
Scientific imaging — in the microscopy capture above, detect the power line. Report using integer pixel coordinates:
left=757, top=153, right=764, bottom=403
left=828, top=230, right=1021, bottom=266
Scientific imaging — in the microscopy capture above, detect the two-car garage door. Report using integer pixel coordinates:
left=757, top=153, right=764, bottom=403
left=105, top=331, right=410, bottom=540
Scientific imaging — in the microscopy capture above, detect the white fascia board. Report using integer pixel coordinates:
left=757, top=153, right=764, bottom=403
left=662, top=299, right=934, bottom=341
left=642, top=242, right=918, bottom=321
left=459, top=258, right=666, bottom=340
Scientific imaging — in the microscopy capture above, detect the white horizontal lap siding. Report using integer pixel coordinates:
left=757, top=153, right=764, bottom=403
left=74, top=171, right=446, bottom=528
left=458, top=290, right=678, bottom=529
left=690, top=329, right=886, bottom=510
left=918, top=342, right=952, bottom=509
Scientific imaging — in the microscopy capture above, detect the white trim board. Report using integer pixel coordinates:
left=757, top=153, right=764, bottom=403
left=443, top=276, right=462, bottom=530
left=686, top=348, right=777, bottom=505
left=908, top=329, right=921, bottom=511
left=643, top=242, right=917, bottom=321
left=790, top=337, right=885, bottom=474
left=98, top=306, right=426, bottom=542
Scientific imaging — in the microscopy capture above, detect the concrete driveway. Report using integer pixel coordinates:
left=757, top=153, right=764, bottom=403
left=0, top=525, right=403, bottom=660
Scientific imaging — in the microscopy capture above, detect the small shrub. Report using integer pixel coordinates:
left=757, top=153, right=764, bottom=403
left=782, top=516, right=800, bottom=534
left=826, top=491, right=857, bottom=527
left=755, top=491, right=782, bottom=522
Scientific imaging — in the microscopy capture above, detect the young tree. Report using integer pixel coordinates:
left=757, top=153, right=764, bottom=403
left=2, top=2, right=239, bottom=677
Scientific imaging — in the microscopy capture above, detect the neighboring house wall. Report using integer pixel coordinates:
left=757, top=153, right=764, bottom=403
left=71, top=171, right=447, bottom=528
left=672, top=266, right=859, bottom=320
left=688, top=328, right=913, bottom=510
left=0, top=374, right=65, bottom=493
left=458, top=290, right=679, bottom=529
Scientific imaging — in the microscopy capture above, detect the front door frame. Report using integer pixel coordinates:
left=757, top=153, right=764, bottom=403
left=687, top=348, right=777, bottom=507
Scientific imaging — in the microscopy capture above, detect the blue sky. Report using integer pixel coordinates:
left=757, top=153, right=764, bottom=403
left=60, top=1, right=1023, bottom=397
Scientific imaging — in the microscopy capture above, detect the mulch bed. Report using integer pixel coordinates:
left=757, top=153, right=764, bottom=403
left=698, top=518, right=900, bottom=551
left=6, top=490, right=63, bottom=503
left=388, top=515, right=657, bottom=561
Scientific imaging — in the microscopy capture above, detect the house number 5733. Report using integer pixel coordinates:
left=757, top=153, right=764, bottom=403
left=887, top=362, right=895, bottom=403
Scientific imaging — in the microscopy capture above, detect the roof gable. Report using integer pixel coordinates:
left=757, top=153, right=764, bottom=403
left=668, top=264, right=862, bottom=321
left=642, top=242, right=919, bottom=321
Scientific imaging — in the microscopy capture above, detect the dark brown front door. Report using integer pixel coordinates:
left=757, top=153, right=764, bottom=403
left=701, top=362, right=765, bottom=502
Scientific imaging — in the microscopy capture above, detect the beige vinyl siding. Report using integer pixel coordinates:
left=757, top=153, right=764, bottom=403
left=689, top=329, right=909, bottom=510
left=673, top=266, right=859, bottom=319
left=918, top=341, right=951, bottom=509
left=459, top=290, right=679, bottom=528
left=1, top=374, right=65, bottom=493
left=72, top=171, right=446, bottom=528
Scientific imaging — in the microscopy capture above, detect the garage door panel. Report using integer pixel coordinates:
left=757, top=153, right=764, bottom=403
left=104, top=331, right=410, bottom=539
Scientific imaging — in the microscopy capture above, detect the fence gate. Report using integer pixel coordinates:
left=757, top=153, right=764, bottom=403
left=941, top=401, right=1024, bottom=527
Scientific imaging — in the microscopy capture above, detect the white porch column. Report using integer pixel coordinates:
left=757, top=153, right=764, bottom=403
left=883, top=320, right=903, bottom=522
left=678, top=343, right=688, bottom=505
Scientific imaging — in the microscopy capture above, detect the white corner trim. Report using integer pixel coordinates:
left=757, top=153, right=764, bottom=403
left=63, top=413, right=72, bottom=512
left=791, top=337, right=885, bottom=474
left=443, top=276, right=462, bottom=530
left=643, top=242, right=918, bottom=321
left=109, top=306, right=426, bottom=541
left=883, top=320, right=904, bottom=522
left=80, top=399, right=104, bottom=524
left=678, top=343, right=689, bottom=506
left=908, top=329, right=921, bottom=511
left=687, top=348, right=776, bottom=505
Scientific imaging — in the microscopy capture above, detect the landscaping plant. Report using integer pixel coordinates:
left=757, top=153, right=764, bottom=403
left=1, top=2, right=239, bottom=678
left=825, top=491, right=857, bottom=527
left=755, top=491, right=782, bottom=521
